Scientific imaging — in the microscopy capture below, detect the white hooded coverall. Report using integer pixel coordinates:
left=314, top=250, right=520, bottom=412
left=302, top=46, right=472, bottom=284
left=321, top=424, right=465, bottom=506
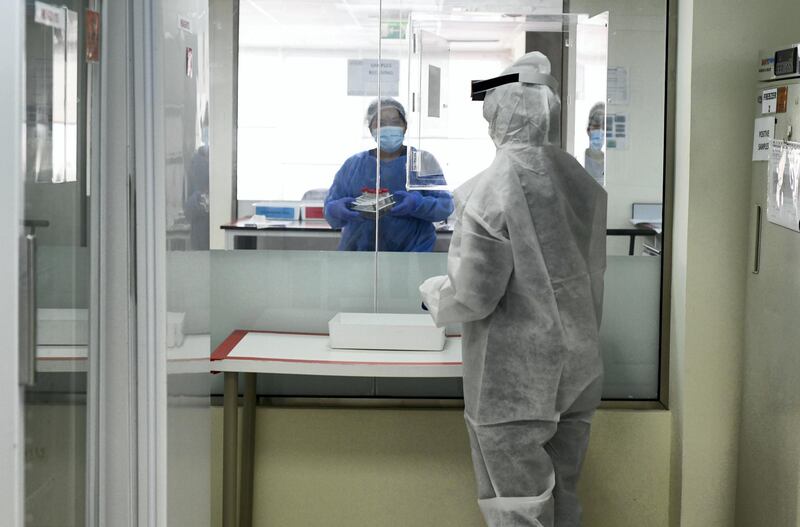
left=420, top=53, right=607, bottom=527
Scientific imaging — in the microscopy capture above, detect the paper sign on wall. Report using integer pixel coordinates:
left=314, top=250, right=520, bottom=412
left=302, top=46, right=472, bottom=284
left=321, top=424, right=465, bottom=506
left=607, top=67, right=629, bottom=105
left=767, top=140, right=800, bottom=232
left=347, top=59, right=399, bottom=97
left=34, top=1, right=64, bottom=30
left=606, top=113, right=628, bottom=150
left=762, top=88, right=778, bottom=114
left=753, top=116, right=776, bottom=161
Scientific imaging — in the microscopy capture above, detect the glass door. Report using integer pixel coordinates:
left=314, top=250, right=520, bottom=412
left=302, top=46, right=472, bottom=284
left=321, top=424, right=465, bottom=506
left=22, top=1, right=92, bottom=525
left=406, top=27, right=450, bottom=191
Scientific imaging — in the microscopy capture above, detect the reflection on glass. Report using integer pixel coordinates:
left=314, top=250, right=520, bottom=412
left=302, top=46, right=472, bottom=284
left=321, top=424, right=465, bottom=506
left=24, top=2, right=88, bottom=526
left=405, top=25, right=452, bottom=191
left=160, top=0, right=211, bottom=525
left=584, top=102, right=606, bottom=187
left=323, top=98, right=453, bottom=252
left=184, top=106, right=210, bottom=251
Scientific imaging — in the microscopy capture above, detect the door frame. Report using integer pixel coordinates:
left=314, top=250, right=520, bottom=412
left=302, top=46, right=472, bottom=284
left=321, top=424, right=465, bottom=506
left=0, top=0, right=169, bottom=524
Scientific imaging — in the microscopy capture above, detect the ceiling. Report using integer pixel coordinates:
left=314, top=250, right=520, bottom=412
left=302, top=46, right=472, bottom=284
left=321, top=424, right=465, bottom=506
left=239, top=0, right=571, bottom=50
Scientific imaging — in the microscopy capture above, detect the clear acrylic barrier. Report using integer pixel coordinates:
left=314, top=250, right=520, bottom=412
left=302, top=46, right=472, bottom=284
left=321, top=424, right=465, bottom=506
left=403, top=12, right=609, bottom=192
left=208, top=249, right=660, bottom=400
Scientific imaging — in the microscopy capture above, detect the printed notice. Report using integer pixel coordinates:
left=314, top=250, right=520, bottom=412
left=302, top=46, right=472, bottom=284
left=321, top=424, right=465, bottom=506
left=607, top=67, right=629, bottom=105
left=34, top=1, right=64, bottom=29
left=762, top=88, right=778, bottom=114
left=753, top=117, right=776, bottom=161
left=606, top=113, right=628, bottom=150
left=347, top=59, right=400, bottom=97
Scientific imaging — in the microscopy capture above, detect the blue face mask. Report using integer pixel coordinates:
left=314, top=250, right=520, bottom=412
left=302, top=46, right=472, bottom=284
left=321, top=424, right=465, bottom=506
left=372, top=126, right=405, bottom=153
left=589, top=129, right=605, bottom=151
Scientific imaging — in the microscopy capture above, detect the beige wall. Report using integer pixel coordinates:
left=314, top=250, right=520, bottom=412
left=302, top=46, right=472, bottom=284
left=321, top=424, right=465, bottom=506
left=210, top=407, right=671, bottom=527
left=670, top=1, right=800, bottom=526
left=736, top=14, right=800, bottom=527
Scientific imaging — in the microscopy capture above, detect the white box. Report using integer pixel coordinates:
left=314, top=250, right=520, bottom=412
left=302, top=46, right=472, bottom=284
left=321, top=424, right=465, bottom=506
left=37, top=308, right=89, bottom=346
left=328, top=312, right=445, bottom=351
left=167, top=312, right=186, bottom=348
left=36, top=309, right=187, bottom=348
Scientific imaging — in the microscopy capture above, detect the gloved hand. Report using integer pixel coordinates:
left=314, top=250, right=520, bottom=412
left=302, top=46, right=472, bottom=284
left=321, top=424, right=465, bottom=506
left=326, top=197, right=361, bottom=221
left=390, top=190, right=423, bottom=217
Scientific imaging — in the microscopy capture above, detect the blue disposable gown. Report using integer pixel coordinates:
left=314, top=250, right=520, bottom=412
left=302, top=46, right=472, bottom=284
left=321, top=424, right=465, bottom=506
left=324, top=149, right=454, bottom=251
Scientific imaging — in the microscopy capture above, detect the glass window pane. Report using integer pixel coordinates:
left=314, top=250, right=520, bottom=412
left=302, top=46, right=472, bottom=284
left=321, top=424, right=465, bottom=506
left=24, top=2, right=89, bottom=525
left=226, top=0, right=668, bottom=402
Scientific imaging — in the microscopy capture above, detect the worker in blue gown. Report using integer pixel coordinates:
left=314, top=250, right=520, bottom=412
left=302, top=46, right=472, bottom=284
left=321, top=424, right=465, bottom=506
left=324, top=98, right=454, bottom=252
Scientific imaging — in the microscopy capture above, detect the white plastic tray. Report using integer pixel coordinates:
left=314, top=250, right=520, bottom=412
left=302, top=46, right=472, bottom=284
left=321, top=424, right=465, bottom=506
left=328, top=312, right=445, bottom=351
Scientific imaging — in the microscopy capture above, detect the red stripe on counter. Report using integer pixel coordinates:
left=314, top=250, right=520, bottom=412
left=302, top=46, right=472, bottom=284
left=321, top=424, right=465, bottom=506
left=211, top=330, right=249, bottom=361
left=220, top=356, right=462, bottom=367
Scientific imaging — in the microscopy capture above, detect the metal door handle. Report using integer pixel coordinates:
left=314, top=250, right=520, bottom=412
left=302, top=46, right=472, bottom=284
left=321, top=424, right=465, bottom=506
left=753, top=205, right=762, bottom=275
left=20, top=232, right=37, bottom=386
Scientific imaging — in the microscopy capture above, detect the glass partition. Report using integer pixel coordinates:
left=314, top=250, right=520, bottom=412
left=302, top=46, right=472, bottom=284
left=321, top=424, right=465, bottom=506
left=216, top=0, right=668, bottom=401
left=159, top=0, right=212, bottom=525
left=23, top=1, right=90, bottom=524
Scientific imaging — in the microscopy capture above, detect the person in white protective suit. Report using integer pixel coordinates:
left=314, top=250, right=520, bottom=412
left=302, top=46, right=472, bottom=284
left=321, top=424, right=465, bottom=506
left=419, top=52, right=607, bottom=527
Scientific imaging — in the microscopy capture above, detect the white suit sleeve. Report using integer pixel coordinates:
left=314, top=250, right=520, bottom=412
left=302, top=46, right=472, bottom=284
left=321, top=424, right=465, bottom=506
left=419, top=206, right=513, bottom=327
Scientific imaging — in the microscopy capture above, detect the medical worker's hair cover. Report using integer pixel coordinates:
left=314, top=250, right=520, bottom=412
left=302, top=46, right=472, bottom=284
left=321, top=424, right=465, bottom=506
left=587, top=102, right=605, bottom=130
left=482, top=52, right=562, bottom=147
left=365, top=97, right=407, bottom=128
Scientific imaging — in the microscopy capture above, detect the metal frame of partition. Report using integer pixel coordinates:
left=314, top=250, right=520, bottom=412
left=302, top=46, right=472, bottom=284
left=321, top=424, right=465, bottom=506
left=607, top=229, right=659, bottom=256
left=131, top=0, right=170, bottom=523
left=657, top=0, right=677, bottom=410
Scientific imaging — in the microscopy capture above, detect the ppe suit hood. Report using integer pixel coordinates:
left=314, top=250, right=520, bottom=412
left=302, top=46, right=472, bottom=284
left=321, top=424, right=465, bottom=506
left=483, top=52, right=561, bottom=148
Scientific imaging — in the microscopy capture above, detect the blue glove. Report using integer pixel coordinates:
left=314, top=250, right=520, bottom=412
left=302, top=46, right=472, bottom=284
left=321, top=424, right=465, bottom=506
left=326, top=197, right=361, bottom=221
left=390, top=190, right=423, bottom=217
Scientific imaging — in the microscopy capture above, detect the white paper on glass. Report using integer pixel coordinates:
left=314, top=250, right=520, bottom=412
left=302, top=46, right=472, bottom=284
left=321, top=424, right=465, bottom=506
left=767, top=140, right=800, bottom=232
left=753, top=116, right=776, bottom=161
